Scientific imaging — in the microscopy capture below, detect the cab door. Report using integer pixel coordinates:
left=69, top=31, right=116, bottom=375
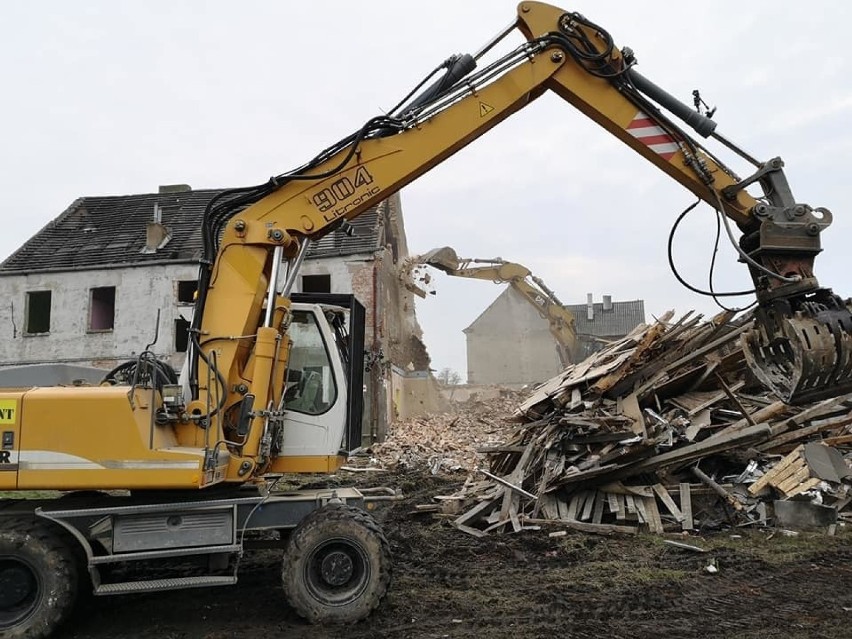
left=277, top=306, right=347, bottom=461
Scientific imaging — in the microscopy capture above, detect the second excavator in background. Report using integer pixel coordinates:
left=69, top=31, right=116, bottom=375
left=403, top=246, right=580, bottom=366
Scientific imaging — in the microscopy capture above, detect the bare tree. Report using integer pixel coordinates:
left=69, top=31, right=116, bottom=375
left=436, top=367, right=462, bottom=386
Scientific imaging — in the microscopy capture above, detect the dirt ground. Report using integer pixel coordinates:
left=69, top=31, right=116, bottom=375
left=65, top=471, right=852, bottom=639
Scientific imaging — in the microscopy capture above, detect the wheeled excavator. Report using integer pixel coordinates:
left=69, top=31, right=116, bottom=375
left=3, top=2, right=852, bottom=637
left=404, top=246, right=579, bottom=366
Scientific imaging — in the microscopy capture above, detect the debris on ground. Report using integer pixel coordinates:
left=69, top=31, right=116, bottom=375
left=366, top=390, right=523, bottom=474
left=421, top=310, right=852, bottom=535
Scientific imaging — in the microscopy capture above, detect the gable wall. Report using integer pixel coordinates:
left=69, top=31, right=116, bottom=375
left=465, top=287, right=562, bottom=386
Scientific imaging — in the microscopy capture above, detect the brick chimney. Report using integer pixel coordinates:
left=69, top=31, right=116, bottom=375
left=141, top=184, right=187, bottom=253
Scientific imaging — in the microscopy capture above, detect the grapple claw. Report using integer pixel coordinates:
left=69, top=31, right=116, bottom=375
left=743, top=301, right=852, bottom=405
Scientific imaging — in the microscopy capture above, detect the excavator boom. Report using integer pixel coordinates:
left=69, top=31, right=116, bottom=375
left=188, top=0, right=852, bottom=478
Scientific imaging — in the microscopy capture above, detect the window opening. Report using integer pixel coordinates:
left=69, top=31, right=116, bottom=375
left=301, top=274, right=331, bottom=294
left=89, top=286, right=116, bottom=331
left=25, top=291, right=51, bottom=334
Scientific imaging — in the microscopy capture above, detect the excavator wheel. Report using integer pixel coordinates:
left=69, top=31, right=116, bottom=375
left=282, top=503, right=391, bottom=624
left=0, top=518, right=79, bottom=639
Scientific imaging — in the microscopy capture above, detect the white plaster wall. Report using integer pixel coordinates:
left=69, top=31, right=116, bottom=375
left=0, top=264, right=198, bottom=369
left=465, top=287, right=562, bottom=385
left=295, top=256, right=362, bottom=294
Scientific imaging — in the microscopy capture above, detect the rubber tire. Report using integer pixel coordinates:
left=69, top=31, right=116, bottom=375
left=0, top=519, right=79, bottom=639
left=282, top=503, right=391, bottom=624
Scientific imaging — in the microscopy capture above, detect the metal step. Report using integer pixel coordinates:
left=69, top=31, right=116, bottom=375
left=90, top=544, right=241, bottom=565
left=95, top=575, right=237, bottom=596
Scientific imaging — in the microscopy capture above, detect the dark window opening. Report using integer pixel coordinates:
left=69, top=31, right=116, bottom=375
left=177, top=280, right=197, bottom=304
left=25, top=291, right=51, bottom=334
left=302, top=274, right=331, bottom=294
left=89, top=286, right=116, bottom=331
left=175, top=317, right=190, bottom=353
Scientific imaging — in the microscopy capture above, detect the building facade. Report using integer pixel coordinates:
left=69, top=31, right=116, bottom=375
left=465, top=289, right=644, bottom=386
left=0, top=186, right=439, bottom=439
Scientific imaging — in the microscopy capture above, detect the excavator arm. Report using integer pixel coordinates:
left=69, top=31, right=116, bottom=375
left=188, top=1, right=852, bottom=477
left=404, top=246, right=578, bottom=367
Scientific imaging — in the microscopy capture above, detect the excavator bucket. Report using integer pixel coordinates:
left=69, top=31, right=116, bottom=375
left=399, top=247, right=462, bottom=298
left=418, top=246, right=462, bottom=273
left=742, top=299, right=852, bottom=405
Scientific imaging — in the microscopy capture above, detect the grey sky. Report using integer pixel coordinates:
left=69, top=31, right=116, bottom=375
left=3, top=2, right=852, bottom=379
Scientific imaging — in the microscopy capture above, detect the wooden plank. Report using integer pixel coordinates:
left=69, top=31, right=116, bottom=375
left=485, top=510, right=501, bottom=524
left=618, top=392, right=647, bottom=437
left=614, top=494, right=627, bottom=520
left=555, top=495, right=568, bottom=520
left=540, top=494, right=560, bottom=520
left=575, top=491, right=592, bottom=519
left=565, top=493, right=580, bottom=521
left=821, top=434, right=852, bottom=447
left=499, top=441, right=535, bottom=521
left=713, top=401, right=787, bottom=439
left=768, top=459, right=807, bottom=489
left=606, top=492, right=620, bottom=514
left=562, top=422, right=772, bottom=486
left=454, top=491, right=502, bottom=527
left=679, top=483, right=693, bottom=530
left=483, top=518, right=510, bottom=533
left=748, top=445, right=804, bottom=495
left=652, top=484, right=684, bottom=522
left=777, top=466, right=812, bottom=495
left=593, top=492, right=606, bottom=524
left=630, top=321, right=750, bottom=397
left=714, top=372, right=755, bottom=426
left=624, top=494, right=637, bottom=515
left=634, top=497, right=648, bottom=524
left=509, top=495, right=522, bottom=533
left=685, top=382, right=745, bottom=417
left=581, top=491, right=596, bottom=521
left=784, top=477, right=822, bottom=498
left=478, top=468, right=537, bottom=501
left=759, top=413, right=852, bottom=451
left=522, top=517, right=638, bottom=535
left=643, top=496, right=664, bottom=534
left=454, top=523, right=488, bottom=538
left=692, top=466, right=743, bottom=511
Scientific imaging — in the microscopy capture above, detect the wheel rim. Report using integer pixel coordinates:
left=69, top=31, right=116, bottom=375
left=0, top=557, right=41, bottom=628
left=303, top=537, right=371, bottom=607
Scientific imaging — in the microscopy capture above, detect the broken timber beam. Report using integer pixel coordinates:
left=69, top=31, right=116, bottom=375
left=692, top=466, right=744, bottom=511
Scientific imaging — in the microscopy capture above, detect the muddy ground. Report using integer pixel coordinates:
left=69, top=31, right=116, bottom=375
left=66, top=471, right=852, bottom=639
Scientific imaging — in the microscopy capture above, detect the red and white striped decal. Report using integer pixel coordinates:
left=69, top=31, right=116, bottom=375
left=626, top=112, right=678, bottom=160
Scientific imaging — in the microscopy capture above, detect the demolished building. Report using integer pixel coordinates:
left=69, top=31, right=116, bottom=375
left=0, top=185, right=441, bottom=440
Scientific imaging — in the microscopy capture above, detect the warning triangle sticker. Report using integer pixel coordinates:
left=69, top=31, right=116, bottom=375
left=479, top=101, right=494, bottom=117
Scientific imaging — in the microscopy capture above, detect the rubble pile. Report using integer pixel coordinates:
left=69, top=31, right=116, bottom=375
left=368, top=391, right=523, bottom=473
left=428, top=310, right=852, bottom=536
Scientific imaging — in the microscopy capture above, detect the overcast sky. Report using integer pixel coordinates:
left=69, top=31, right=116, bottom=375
left=3, top=1, right=852, bottom=379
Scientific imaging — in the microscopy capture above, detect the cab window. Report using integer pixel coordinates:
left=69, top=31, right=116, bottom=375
left=282, top=310, right=338, bottom=415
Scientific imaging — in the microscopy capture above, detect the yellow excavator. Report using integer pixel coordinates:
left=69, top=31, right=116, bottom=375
left=3, top=2, right=852, bottom=637
left=404, top=246, right=579, bottom=366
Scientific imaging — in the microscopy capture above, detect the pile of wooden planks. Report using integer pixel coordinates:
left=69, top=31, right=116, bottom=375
left=430, top=311, right=852, bottom=535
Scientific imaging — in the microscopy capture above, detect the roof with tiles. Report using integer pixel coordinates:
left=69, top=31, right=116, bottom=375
left=0, top=188, right=383, bottom=274
left=566, top=299, right=645, bottom=337
left=465, top=288, right=644, bottom=339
